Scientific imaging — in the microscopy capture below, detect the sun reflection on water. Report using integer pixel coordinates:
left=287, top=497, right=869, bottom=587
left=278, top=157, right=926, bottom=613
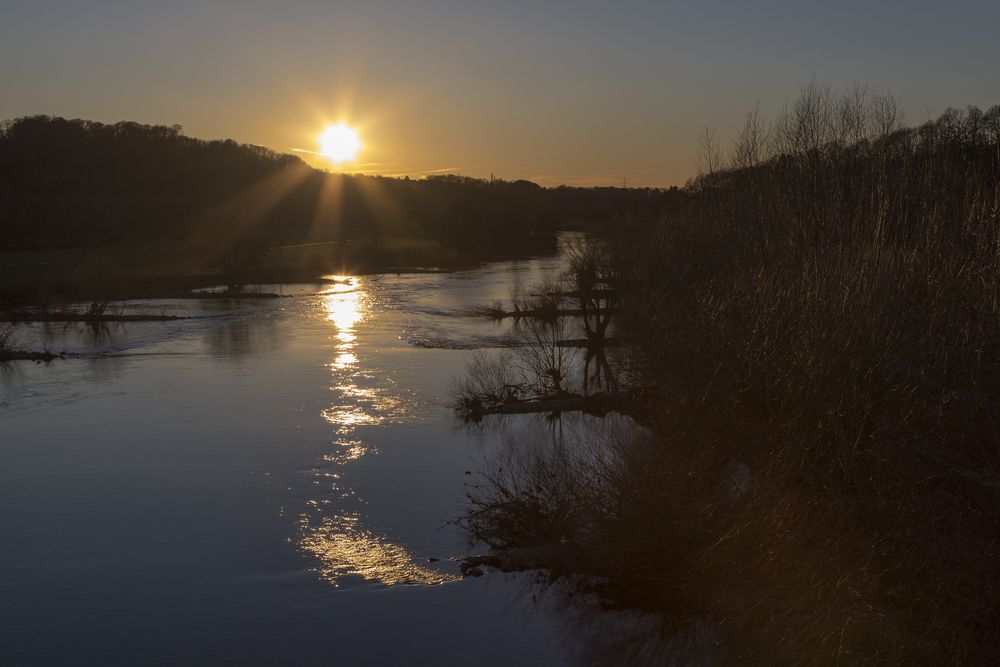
left=321, top=276, right=362, bottom=331
left=300, top=276, right=446, bottom=587
left=331, top=351, right=358, bottom=370
left=299, top=513, right=454, bottom=586
left=322, top=440, right=367, bottom=464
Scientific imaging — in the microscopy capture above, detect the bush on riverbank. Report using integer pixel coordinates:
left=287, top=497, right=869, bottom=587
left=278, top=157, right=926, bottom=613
left=466, top=87, right=1000, bottom=664
left=0, top=324, right=16, bottom=359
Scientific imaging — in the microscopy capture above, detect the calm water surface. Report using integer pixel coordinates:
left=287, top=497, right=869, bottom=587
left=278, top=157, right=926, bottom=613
left=0, top=243, right=670, bottom=665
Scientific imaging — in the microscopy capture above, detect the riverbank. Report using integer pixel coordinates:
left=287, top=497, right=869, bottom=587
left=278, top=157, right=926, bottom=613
left=460, top=102, right=1000, bottom=664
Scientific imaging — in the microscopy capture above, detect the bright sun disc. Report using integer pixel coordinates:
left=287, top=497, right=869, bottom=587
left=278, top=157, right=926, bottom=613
left=319, top=124, right=361, bottom=163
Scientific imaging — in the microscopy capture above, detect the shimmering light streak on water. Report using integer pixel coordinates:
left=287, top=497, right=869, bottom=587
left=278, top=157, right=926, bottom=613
left=305, top=275, right=437, bottom=587
left=298, top=513, right=456, bottom=587
left=321, top=276, right=363, bottom=331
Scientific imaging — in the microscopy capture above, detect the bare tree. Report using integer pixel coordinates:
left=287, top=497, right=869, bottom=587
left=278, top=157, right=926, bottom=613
left=792, top=79, right=835, bottom=153
left=565, top=238, right=618, bottom=342
left=770, top=80, right=835, bottom=156
left=770, top=100, right=796, bottom=156
left=984, top=105, right=1000, bottom=146
left=836, top=83, right=870, bottom=145
left=871, top=91, right=904, bottom=137
left=964, top=105, right=985, bottom=147
left=517, top=316, right=575, bottom=396
left=696, top=126, right=723, bottom=176
left=729, top=102, right=769, bottom=169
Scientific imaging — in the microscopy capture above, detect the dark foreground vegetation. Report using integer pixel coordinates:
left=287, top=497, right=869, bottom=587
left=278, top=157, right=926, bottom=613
left=0, top=115, right=667, bottom=307
left=462, top=86, right=1000, bottom=664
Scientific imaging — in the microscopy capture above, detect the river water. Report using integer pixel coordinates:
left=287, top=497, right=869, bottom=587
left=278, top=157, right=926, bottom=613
left=0, top=238, right=674, bottom=665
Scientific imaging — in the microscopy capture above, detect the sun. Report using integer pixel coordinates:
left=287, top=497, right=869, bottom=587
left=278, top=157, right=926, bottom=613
left=319, top=124, right=361, bottom=163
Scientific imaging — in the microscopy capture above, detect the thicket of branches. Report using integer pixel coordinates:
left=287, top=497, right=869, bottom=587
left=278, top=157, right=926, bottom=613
left=455, top=238, right=624, bottom=417
left=467, top=85, right=1000, bottom=664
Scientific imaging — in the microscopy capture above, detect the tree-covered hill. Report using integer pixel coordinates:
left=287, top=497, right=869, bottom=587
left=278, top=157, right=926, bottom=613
left=0, top=116, right=669, bottom=255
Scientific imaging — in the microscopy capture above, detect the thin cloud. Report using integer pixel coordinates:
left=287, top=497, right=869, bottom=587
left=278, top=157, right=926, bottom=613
left=418, top=166, right=464, bottom=175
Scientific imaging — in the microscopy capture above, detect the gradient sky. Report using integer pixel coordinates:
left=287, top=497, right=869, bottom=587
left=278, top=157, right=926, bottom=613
left=2, top=1, right=998, bottom=186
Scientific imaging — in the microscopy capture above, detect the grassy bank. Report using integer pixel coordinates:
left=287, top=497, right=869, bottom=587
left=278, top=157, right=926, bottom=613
left=465, top=89, right=1000, bottom=664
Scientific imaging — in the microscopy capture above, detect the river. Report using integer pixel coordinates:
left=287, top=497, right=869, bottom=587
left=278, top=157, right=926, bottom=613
left=0, top=237, right=675, bottom=666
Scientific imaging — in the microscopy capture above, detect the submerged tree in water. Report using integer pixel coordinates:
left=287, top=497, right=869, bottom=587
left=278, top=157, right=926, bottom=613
left=565, top=238, right=619, bottom=343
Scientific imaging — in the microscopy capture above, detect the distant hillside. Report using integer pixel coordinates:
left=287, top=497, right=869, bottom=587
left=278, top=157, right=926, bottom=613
left=0, top=116, right=672, bottom=260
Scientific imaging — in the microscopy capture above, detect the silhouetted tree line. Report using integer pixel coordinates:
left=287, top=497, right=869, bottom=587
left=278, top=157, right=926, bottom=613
left=0, top=116, right=300, bottom=248
left=0, top=116, right=668, bottom=269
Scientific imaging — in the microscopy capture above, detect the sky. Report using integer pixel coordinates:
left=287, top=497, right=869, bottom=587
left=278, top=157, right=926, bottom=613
left=2, top=0, right=998, bottom=187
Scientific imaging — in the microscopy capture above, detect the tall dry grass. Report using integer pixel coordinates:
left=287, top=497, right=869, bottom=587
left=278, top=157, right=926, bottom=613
left=466, top=88, right=1000, bottom=664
